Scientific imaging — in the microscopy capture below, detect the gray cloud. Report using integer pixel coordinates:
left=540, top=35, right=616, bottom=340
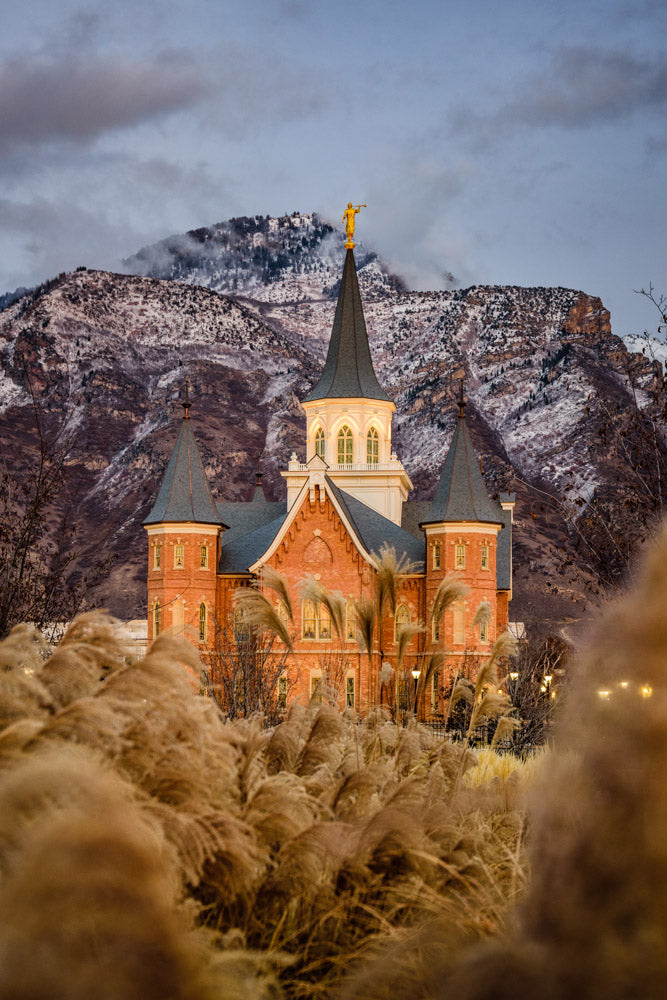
left=0, top=51, right=211, bottom=153
left=451, top=46, right=667, bottom=142
left=509, top=47, right=667, bottom=128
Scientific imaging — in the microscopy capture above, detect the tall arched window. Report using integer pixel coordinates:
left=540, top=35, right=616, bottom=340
left=199, top=602, right=207, bottom=642
left=337, top=425, right=353, bottom=465
left=395, top=603, right=410, bottom=641
left=302, top=600, right=332, bottom=640
left=453, top=602, right=465, bottom=644
left=315, top=427, right=326, bottom=460
left=153, top=602, right=160, bottom=637
left=366, top=426, right=379, bottom=465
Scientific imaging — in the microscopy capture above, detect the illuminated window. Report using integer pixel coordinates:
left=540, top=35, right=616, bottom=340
left=433, top=543, right=440, bottom=570
left=395, top=604, right=410, bottom=641
left=154, top=544, right=161, bottom=570
left=153, top=603, right=160, bottom=637
left=366, top=427, right=379, bottom=464
left=234, top=607, right=250, bottom=642
left=302, top=600, right=331, bottom=639
left=310, top=675, right=323, bottom=704
left=346, top=676, right=355, bottom=709
left=199, top=603, right=207, bottom=642
left=455, top=544, right=466, bottom=569
left=200, top=545, right=208, bottom=569
left=432, top=669, right=440, bottom=711
left=481, top=544, right=489, bottom=570
left=337, top=425, right=353, bottom=465
left=174, top=544, right=184, bottom=569
left=453, top=602, right=465, bottom=644
left=315, top=427, right=326, bottom=460
left=345, top=601, right=356, bottom=641
left=278, top=675, right=287, bottom=710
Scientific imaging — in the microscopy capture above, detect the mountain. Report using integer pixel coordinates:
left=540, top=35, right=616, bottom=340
left=0, top=214, right=661, bottom=629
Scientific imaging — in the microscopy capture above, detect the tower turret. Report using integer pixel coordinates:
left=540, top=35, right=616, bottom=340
left=283, top=234, right=412, bottom=524
left=144, top=383, right=225, bottom=645
left=422, top=383, right=505, bottom=663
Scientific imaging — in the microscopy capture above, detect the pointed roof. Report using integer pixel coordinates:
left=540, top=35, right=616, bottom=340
left=144, top=392, right=224, bottom=526
left=303, top=248, right=391, bottom=402
left=422, top=388, right=503, bottom=526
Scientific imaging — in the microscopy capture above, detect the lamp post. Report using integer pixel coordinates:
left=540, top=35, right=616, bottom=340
left=411, top=667, right=420, bottom=718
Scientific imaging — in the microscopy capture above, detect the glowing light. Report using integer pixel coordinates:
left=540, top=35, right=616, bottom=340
left=619, top=681, right=629, bottom=689
left=509, top=672, right=519, bottom=681
left=641, top=685, right=653, bottom=699
left=597, top=690, right=611, bottom=700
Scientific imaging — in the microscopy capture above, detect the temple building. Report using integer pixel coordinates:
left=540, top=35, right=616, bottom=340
left=144, top=243, right=514, bottom=716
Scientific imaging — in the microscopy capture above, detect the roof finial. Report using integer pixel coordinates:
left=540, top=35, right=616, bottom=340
left=343, top=202, right=367, bottom=249
left=458, top=376, right=466, bottom=418
left=182, top=376, right=191, bottom=419
left=256, top=454, right=263, bottom=488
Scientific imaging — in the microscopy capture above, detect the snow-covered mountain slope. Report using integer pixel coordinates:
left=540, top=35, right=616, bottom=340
left=1, top=216, right=661, bottom=625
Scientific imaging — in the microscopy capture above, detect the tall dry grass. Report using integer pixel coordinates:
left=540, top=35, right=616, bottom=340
left=0, top=612, right=531, bottom=999
left=401, top=527, right=667, bottom=1000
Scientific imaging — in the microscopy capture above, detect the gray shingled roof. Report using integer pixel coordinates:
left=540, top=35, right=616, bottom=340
left=303, top=248, right=391, bottom=402
left=422, top=413, right=504, bottom=526
left=217, top=496, right=287, bottom=573
left=144, top=416, right=224, bottom=526
left=327, top=478, right=425, bottom=569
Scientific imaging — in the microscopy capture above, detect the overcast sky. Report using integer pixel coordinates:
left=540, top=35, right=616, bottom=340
left=1, top=0, right=665, bottom=338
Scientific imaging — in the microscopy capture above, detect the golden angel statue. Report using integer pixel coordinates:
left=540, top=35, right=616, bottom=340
left=342, top=202, right=366, bottom=248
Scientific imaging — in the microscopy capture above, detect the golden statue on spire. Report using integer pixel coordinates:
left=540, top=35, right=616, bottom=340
left=343, top=202, right=366, bottom=248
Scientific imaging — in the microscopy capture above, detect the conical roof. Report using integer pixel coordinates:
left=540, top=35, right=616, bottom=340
left=144, top=404, right=223, bottom=526
left=303, top=248, right=390, bottom=402
left=422, top=400, right=503, bottom=526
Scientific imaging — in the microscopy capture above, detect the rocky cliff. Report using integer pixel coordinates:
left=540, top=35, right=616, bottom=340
left=1, top=214, right=660, bottom=628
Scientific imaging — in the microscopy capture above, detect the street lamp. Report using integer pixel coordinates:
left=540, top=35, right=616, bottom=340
left=411, top=667, right=420, bottom=717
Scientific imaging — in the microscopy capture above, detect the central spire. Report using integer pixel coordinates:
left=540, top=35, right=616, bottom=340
left=303, top=248, right=390, bottom=402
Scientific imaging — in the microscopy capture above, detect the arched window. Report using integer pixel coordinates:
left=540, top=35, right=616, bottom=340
left=453, top=602, right=465, bottom=644
left=366, top=426, right=379, bottom=465
left=302, top=600, right=332, bottom=640
left=154, top=544, right=161, bottom=570
left=345, top=600, right=356, bottom=641
left=433, top=543, right=440, bottom=570
left=315, top=427, right=326, bottom=460
left=455, top=544, right=466, bottom=569
left=153, top=602, right=160, bottom=637
left=481, top=544, right=489, bottom=570
left=395, top=603, right=410, bottom=641
left=200, top=545, right=208, bottom=569
left=199, top=602, right=207, bottom=642
left=337, top=425, right=353, bottom=465
left=234, top=607, right=250, bottom=642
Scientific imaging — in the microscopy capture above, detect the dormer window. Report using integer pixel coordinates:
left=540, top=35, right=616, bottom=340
left=337, top=426, right=353, bottom=465
left=315, top=427, right=326, bottom=460
left=366, top=427, right=379, bottom=465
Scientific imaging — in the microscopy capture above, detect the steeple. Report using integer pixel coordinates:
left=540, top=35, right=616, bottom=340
left=303, top=248, right=390, bottom=403
left=144, top=386, right=223, bottom=526
left=423, top=383, right=502, bottom=526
